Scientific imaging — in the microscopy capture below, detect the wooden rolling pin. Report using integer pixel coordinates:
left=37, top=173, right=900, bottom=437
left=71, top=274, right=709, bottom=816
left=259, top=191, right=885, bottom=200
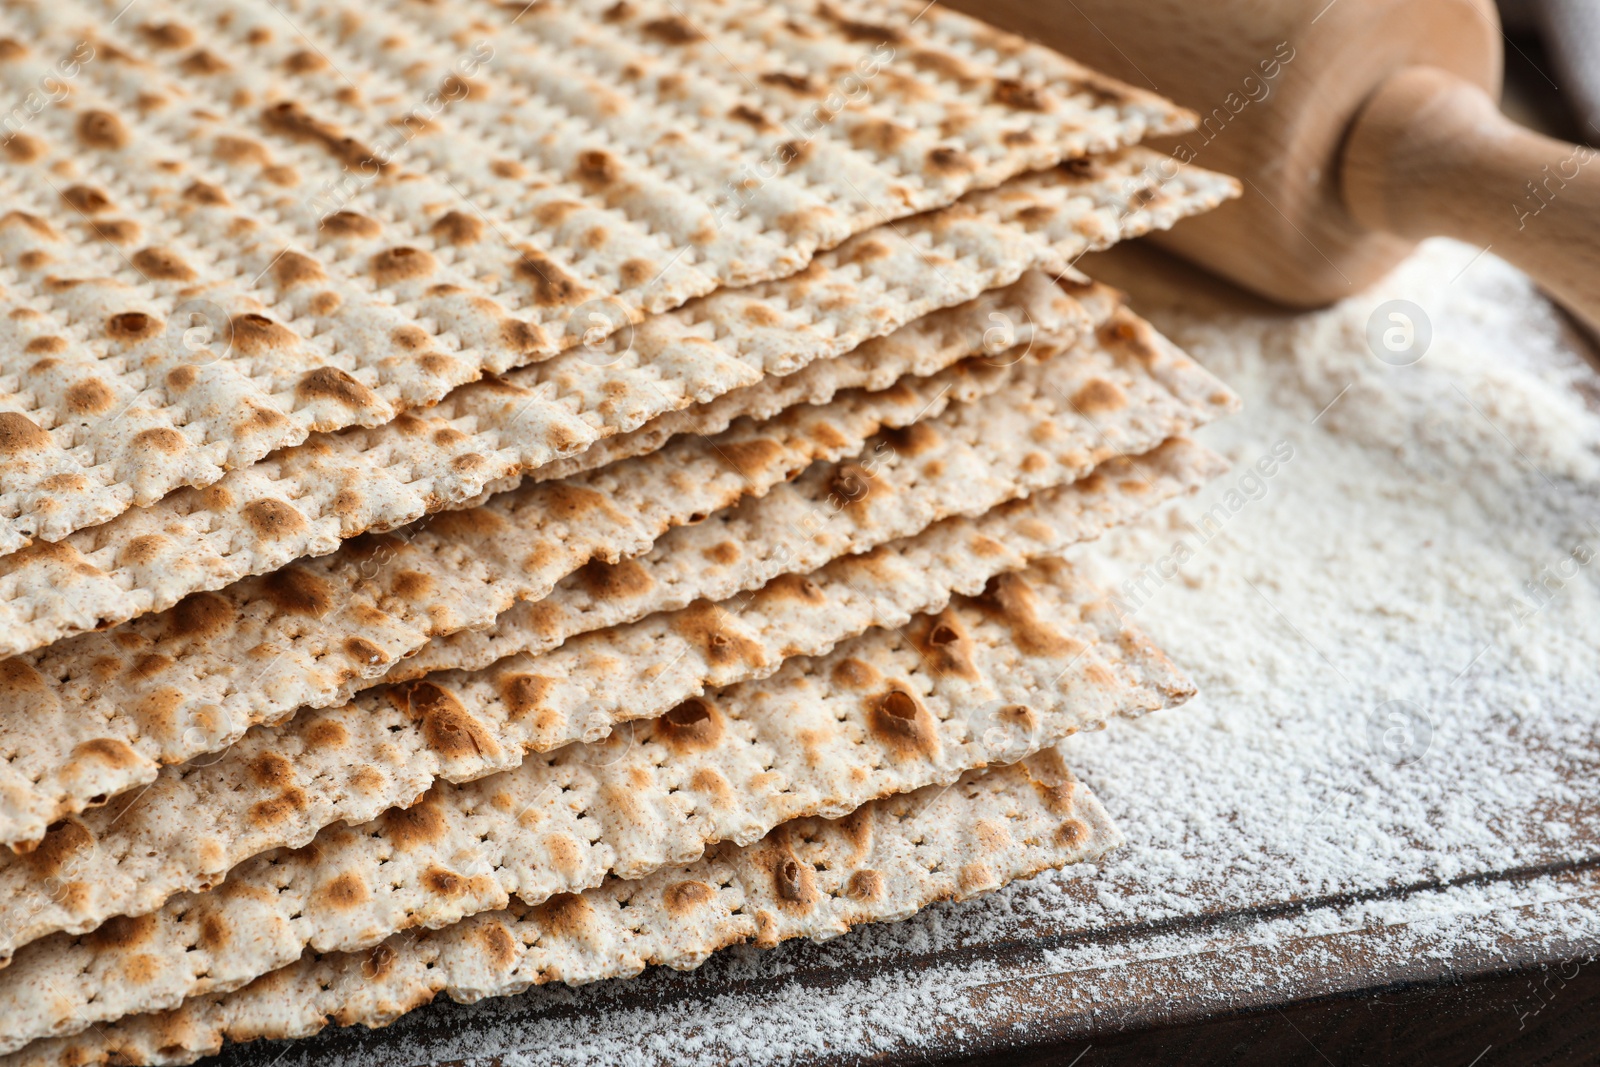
left=948, top=0, right=1600, bottom=322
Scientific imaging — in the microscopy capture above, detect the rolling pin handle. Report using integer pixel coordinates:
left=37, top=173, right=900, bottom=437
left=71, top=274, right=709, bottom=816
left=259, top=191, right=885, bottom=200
left=1343, top=65, right=1600, bottom=328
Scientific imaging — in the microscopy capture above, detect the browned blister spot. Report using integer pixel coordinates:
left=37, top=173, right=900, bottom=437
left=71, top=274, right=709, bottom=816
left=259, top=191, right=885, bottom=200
left=164, top=363, right=199, bottom=393
left=430, top=210, right=483, bottom=245
left=320, top=211, right=382, bottom=238
left=839, top=237, right=892, bottom=267
left=475, top=922, right=518, bottom=968
left=817, top=4, right=904, bottom=43
left=380, top=794, right=448, bottom=850
left=662, top=880, right=714, bottom=915
left=535, top=892, right=594, bottom=938
left=849, top=119, right=912, bottom=155
left=827, top=462, right=878, bottom=510
left=0, top=411, right=51, bottom=454
left=541, top=483, right=613, bottom=522
left=60, top=185, right=111, bottom=214
left=532, top=199, right=581, bottom=228
left=180, top=180, right=229, bottom=207
left=532, top=832, right=582, bottom=880
left=728, top=103, right=772, bottom=129
left=343, top=636, right=388, bottom=666
left=0, top=658, right=45, bottom=693
left=71, top=737, right=141, bottom=769
left=717, top=437, right=787, bottom=479
left=229, top=313, right=297, bottom=355
left=909, top=609, right=980, bottom=681
left=776, top=139, right=812, bottom=169
left=611, top=257, right=654, bottom=289
left=757, top=573, right=825, bottom=608
left=867, top=685, right=939, bottom=759
left=132, top=687, right=184, bottom=737
left=830, top=657, right=879, bottom=691
left=39, top=473, right=86, bottom=495
left=105, top=312, right=161, bottom=343
left=304, top=717, right=348, bottom=750
left=89, top=217, right=139, bottom=242
left=126, top=652, right=172, bottom=681
left=179, top=48, right=229, bottom=75
left=1056, top=817, right=1090, bottom=848
left=20, top=818, right=94, bottom=880
left=194, top=909, right=230, bottom=952
left=283, top=48, right=327, bottom=73
left=513, top=247, right=592, bottom=308
left=882, top=421, right=941, bottom=457
left=641, top=15, right=697, bottom=43
left=114, top=531, right=165, bottom=572
left=925, top=145, right=976, bottom=176
left=846, top=868, right=885, bottom=901
left=1069, top=378, right=1128, bottom=414
left=498, top=673, right=556, bottom=725
left=760, top=70, right=815, bottom=93
left=130, top=246, right=195, bottom=281
left=25, top=336, right=66, bottom=355
left=957, top=860, right=997, bottom=894
left=909, top=49, right=980, bottom=89
left=271, top=249, right=326, bottom=289
left=385, top=569, right=433, bottom=601
left=428, top=506, right=507, bottom=539
left=572, top=148, right=620, bottom=189
left=316, top=870, right=370, bottom=910
left=246, top=751, right=294, bottom=791
left=740, top=302, right=783, bottom=328
left=575, top=557, right=653, bottom=600
left=652, top=696, right=724, bottom=753
left=439, top=73, right=486, bottom=102
left=406, top=680, right=502, bottom=759
left=139, top=21, right=194, bottom=48
left=76, top=110, right=129, bottom=150
left=85, top=912, right=158, bottom=951
left=673, top=600, right=763, bottom=667
left=261, top=101, right=385, bottom=173
left=296, top=366, right=380, bottom=409
left=2, top=132, right=44, bottom=163
left=991, top=78, right=1047, bottom=111
left=259, top=565, right=333, bottom=617
left=371, top=245, right=438, bottom=284
left=1, top=210, right=57, bottom=239
left=243, top=498, right=307, bottom=540
left=766, top=838, right=818, bottom=908
left=212, top=135, right=270, bottom=165
left=689, top=765, right=733, bottom=806
left=422, top=865, right=471, bottom=898
left=65, top=378, right=114, bottom=416
left=972, top=573, right=1083, bottom=658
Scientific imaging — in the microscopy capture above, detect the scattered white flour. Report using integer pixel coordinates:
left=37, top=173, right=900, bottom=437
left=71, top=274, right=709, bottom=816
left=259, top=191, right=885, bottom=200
left=240, top=241, right=1600, bottom=1067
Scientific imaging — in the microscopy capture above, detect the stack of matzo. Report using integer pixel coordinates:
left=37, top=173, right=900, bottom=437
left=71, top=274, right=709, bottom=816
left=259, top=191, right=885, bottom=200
left=0, top=1, right=1240, bottom=1062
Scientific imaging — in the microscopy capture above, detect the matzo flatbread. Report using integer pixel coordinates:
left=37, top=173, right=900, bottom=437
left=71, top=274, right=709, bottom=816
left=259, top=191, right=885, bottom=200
left=1, top=747, right=1118, bottom=1067
left=0, top=560, right=1178, bottom=1047
left=0, top=149, right=1237, bottom=658
left=0, top=439, right=1219, bottom=971
left=0, top=304, right=1045, bottom=852
left=0, top=0, right=1193, bottom=551
left=524, top=268, right=1110, bottom=484
left=0, top=296, right=1236, bottom=849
